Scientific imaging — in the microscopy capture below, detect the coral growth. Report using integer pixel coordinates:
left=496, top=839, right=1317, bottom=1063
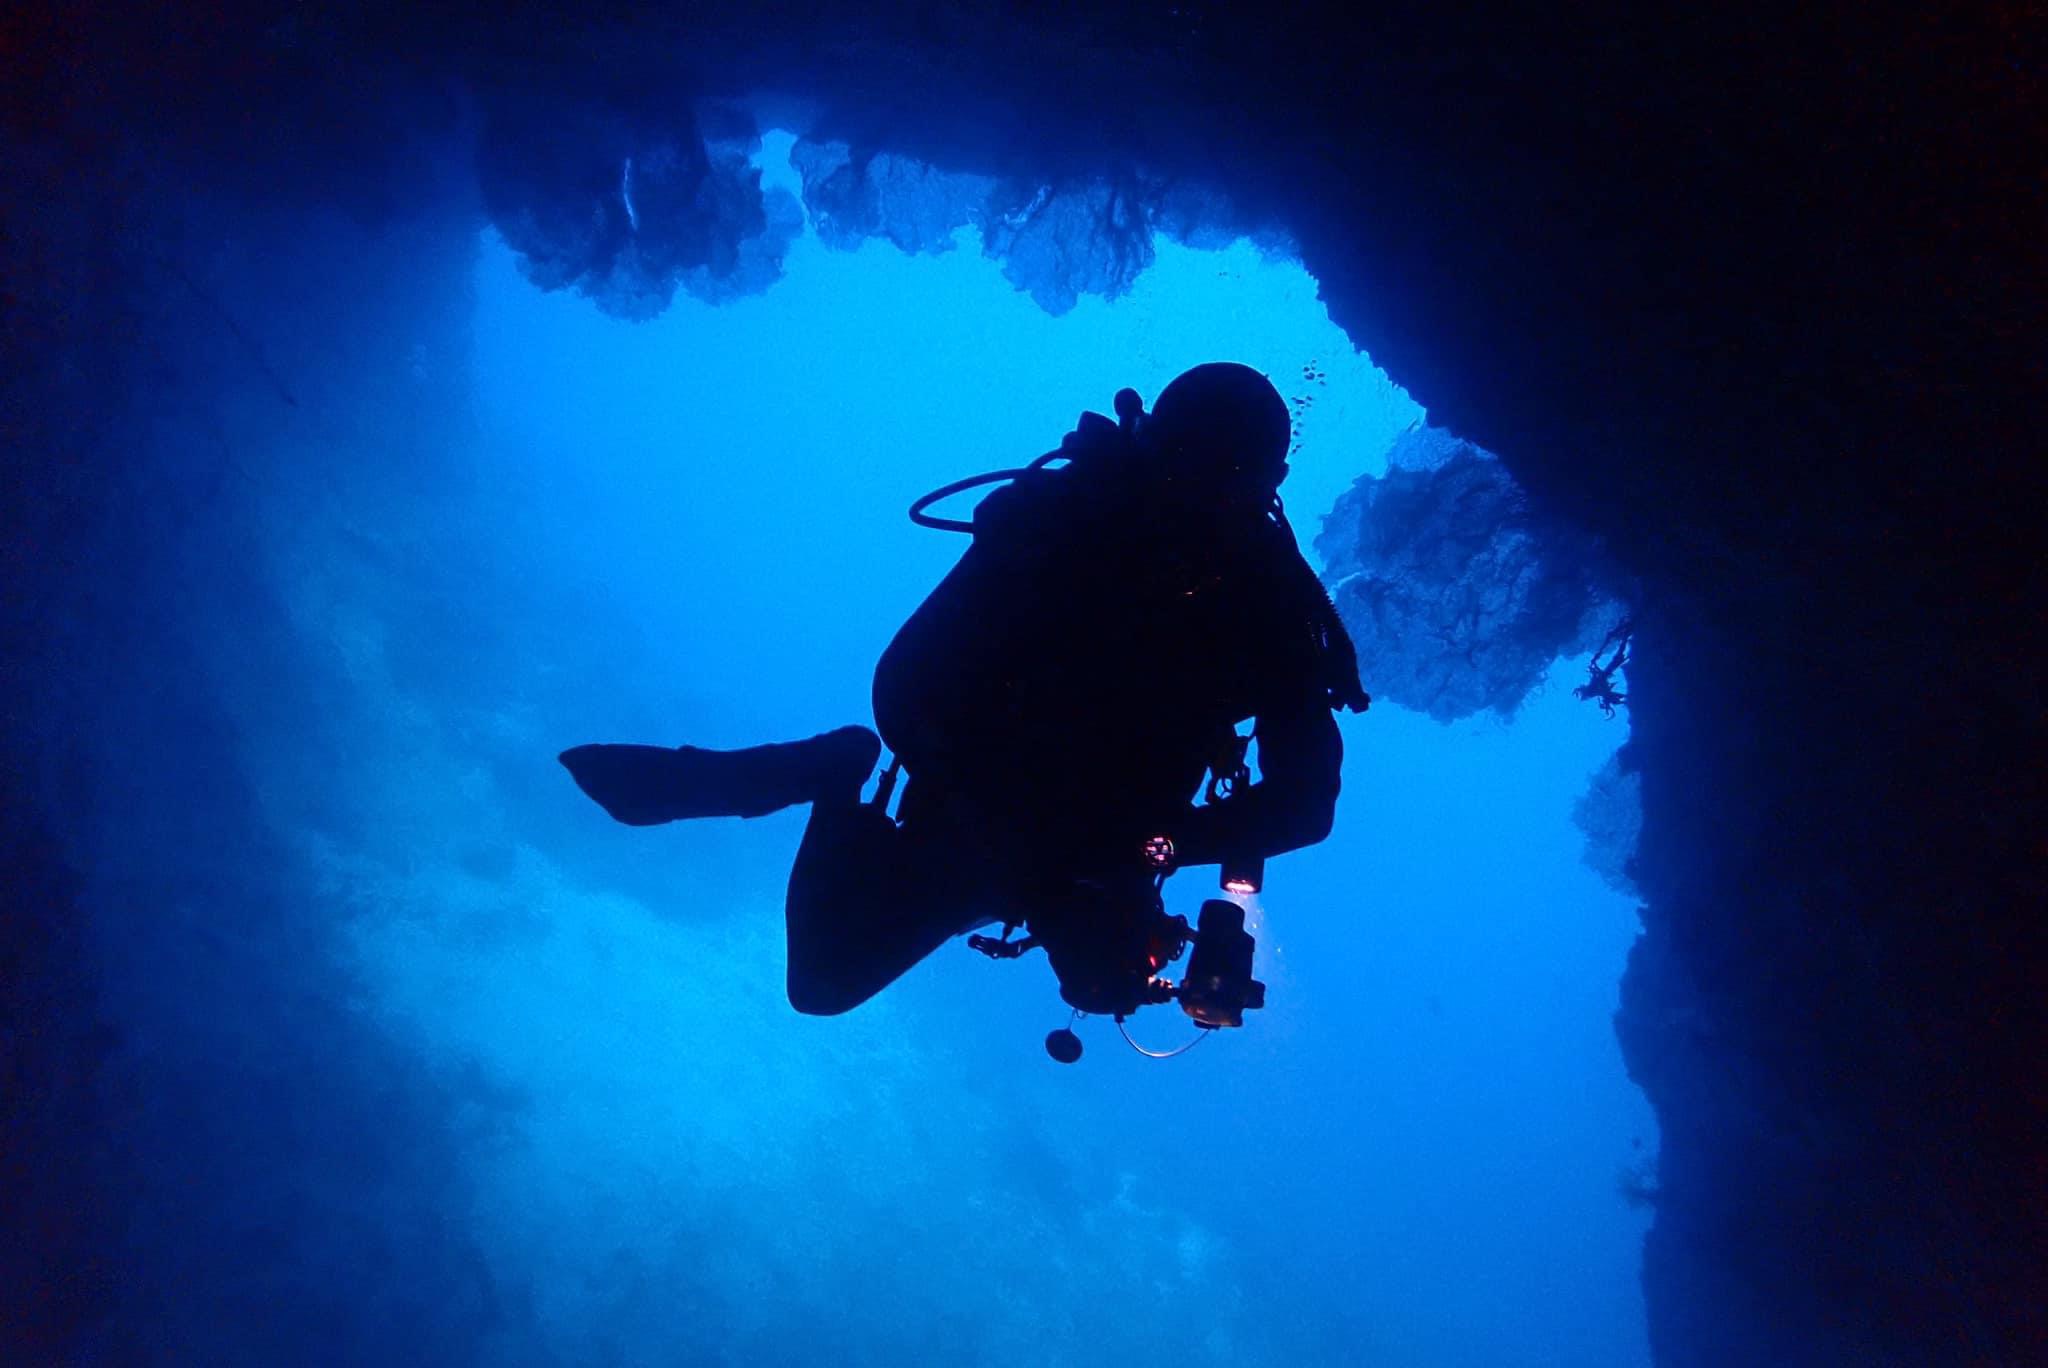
left=480, top=102, right=797, bottom=318
left=1315, top=427, right=1622, bottom=721
left=1575, top=751, right=1643, bottom=898
left=791, top=138, right=1272, bottom=314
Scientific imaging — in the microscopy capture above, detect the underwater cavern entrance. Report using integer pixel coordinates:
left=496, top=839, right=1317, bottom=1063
left=283, top=132, right=1660, bottom=1364
left=0, top=98, right=1661, bottom=1359
left=10, top=8, right=2038, bottom=1364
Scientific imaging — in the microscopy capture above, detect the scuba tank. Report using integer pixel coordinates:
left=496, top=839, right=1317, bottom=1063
left=878, top=391, right=1149, bottom=772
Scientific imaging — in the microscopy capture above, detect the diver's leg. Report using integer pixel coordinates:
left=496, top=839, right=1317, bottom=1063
left=783, top=799, right=974, bottom=1016
left=559, top=726, right=880, bottom=825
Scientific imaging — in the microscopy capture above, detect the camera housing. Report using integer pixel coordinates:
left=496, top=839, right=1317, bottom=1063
left=1178, top=899, right=1267, bottom=1028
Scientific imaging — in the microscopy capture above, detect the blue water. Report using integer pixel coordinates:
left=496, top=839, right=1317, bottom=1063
left=178, top=138, right=1654, bottom=1364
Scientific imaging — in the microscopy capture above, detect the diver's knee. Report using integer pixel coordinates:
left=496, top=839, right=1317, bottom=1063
left=1270, top=793, right=1338, bottom=856
left=787, top=973, right=866, bottom=1017
left=1303, top=797, right=1337, bottom=848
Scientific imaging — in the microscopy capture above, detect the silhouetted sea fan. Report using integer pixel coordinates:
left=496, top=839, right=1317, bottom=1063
left=1316, top=427, right=1618, bottom=721
left=481, top=104, right=795, bottom=319
left=1574, top=753, right=1643, bottom=897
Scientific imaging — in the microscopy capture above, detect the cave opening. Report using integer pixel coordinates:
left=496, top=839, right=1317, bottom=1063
left=294, top=128, right=1665, bottom=1364
left=8, top=8, right=2038, bottom=1364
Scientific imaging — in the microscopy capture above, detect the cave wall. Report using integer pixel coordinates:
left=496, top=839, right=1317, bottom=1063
left=1, top=33, right=524, bottom=1360
left=5, top=2, right=2040, bottom=1363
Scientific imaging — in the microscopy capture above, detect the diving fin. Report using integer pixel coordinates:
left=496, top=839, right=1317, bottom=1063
left=560, top=727, right=881, bottom=826
left=559, top=744, right=705, bottom=825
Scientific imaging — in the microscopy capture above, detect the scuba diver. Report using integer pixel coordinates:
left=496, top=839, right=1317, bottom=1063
left=1574, top=619, right=1633, bottom=718
left=561, top=362, right=1369, bottom=1054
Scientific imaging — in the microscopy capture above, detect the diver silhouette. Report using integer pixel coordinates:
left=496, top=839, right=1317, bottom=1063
left=1574, top=619, right=1633, bottom=718
left=561, top=363, right=1369, bottom=1022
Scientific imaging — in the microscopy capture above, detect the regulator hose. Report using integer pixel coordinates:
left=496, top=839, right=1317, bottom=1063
left=907, top=452, right=1064, bottom=532
left=1116, top=1016, right=1212, bottom=1060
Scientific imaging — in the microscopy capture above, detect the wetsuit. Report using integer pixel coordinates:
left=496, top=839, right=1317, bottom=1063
left=786, top=455, right=1342, bottom=1013
left=564, top=440, right=1348, bottom=1015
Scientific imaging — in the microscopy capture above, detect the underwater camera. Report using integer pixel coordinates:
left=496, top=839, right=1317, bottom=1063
left=1178, top=899, right=1267, bottom=1029
left=970, top=883, right=1266, bottom=1064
